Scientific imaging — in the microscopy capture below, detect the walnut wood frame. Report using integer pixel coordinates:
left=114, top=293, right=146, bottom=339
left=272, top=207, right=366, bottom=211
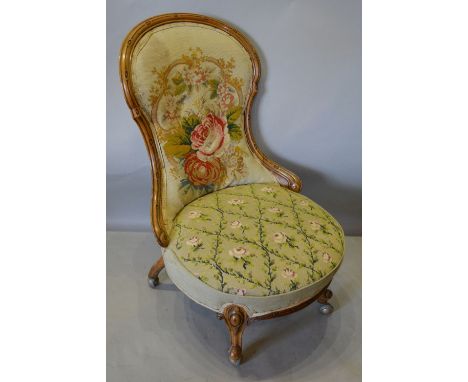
left=119, top=13, right=302, bottom=247
left=217, top=284, right=333, bottom=364
left=120, top=13, right=335, bottom=366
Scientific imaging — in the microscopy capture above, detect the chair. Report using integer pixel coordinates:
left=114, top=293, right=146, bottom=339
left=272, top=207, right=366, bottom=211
left=119, top=13, right=345, bottom=365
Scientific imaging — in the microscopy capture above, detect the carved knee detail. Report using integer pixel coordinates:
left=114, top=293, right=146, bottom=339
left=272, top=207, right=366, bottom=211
left=221, top=305, right=248, bottom=365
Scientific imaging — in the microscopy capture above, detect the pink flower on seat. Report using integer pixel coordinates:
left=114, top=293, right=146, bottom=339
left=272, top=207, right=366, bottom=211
left=186, top=236, right=202, bottom=247
left=282, top=268, right=297, bottom=279
left=230, top=220, right=242, bottom=229
left=309, top=221, right=321, bottom=230
left=229, top=247, right=249, bottom=259
left=188, top=211, right=201, bottom=219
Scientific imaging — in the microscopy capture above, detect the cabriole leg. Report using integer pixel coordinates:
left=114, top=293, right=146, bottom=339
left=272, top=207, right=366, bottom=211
left=219, top=305, right=248, bottom=365
left=147, top=256, right=165, bottom=288
left=318, top=288, right=334, bottom=315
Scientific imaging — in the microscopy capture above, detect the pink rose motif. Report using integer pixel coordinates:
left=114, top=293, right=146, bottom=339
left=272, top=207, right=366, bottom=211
left=309, top=220, right=321, bottom=231
left=220, top=92, right=234, bottom=110
left=236, top=288, right=247, bottom=296
left=182, top=67, right=194, bottom=84
left=193, top=68, right=208, bottom=85
left=184, top=152, right=225, bottom=186
left=217, top=82, right=229, bottom=95
left=217, top=82, right=235, bottom=111
left=322, top=253, right=332, bottom=263
left=282, top=268, right=297, bottom=279
left=190, top=113, right=229, bottom=160
left=229, top=246, right=249, bottom=259
left=183, top=66, right=207, bottom=86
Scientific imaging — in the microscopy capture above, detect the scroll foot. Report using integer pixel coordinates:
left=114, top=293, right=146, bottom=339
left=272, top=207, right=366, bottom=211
left=220, top=305, right=248, bottom=365
left=147, top=256, right=165, bottom=289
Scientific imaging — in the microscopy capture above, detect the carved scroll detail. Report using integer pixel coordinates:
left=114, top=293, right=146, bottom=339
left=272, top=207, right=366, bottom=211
left=220, top=304, right=249, bottom=365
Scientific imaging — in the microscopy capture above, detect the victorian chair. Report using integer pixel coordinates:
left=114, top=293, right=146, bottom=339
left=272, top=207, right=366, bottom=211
left=119, top=13, right=345, bottom=365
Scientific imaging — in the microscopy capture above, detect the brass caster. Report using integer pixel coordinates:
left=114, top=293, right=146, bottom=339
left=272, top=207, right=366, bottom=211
left=229, top=345, right=242, bottom=366
left=231, top=359, right=241, bottom=366
left=319, top=303, right=334, bottom=315
left=148, top=277, right=159, bottom=289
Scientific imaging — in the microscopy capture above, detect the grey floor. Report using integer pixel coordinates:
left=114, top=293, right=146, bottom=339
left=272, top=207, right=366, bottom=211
left=107, top=232, right=361, bottom=382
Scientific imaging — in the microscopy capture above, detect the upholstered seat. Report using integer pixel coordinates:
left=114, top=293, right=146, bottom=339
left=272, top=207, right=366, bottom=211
left=162, top=183, right=344, bottom=315
left=168, top=183, right=343, bottom=296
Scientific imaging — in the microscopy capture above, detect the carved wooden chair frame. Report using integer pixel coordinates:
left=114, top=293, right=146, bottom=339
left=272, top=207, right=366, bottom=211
left=120, top=13, right=335, bottom=365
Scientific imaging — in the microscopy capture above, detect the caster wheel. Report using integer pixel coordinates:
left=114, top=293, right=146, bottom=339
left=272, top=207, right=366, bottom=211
left=229, top=346, right=242, bottom=366
left=319, top=303, right=334, bottom=315
left=230, top=358, right=241, bottom=366
left=148, top=277, right=159, bottom=289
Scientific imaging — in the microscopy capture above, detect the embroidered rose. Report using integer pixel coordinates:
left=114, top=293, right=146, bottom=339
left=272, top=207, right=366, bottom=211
left=230, top=220, right=242, bottom=229
left=188, top=211, right=201, bottom=219
left=282, top=268, right=297, bottom=279
left=228, top=198, right=245, bottom=205
left=190, top=113, right=229, bottom=160
left=186, top=236, right=202, bottom=247
left=229, top=246, right=249, bottom=259
left=322, top=252, right=332, bottom=263
left=273, top=232, right=287, bottom=244
left=236, top=288, right=247, bottom=296
left=268, top=207, right=281, bottom=213
left=183, top=66, right=207, bottom=86
left=220, top=92, right=234, bottom=111
left=192, top=67, right=208, bottom=85
left=309, top=221, right=321, bottom=230
left=217, top=82, right=229, bottom=95
left=156, top=48, right=249, bottom=195
left=261, top=186, right=274, bottom=193
left=184, top=152, right=226, bottom=186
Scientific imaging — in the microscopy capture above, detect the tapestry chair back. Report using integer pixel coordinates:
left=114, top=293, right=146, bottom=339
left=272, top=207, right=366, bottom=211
left=120, top=15, right=300, bottom=245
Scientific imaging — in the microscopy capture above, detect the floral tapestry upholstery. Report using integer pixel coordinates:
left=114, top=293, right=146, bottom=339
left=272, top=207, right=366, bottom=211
left=168, top=183, right=345, bottom=297
left=131, top=23, right=277, bottom=233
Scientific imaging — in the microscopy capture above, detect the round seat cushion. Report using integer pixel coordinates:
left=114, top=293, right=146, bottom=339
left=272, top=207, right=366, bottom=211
left=166, top=183, right=345, bottom=299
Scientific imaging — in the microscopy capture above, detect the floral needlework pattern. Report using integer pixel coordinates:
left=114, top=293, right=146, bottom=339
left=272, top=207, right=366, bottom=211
left=168, top=183, right=345, bottom=297
left=149, top=47, right=248, bottom=194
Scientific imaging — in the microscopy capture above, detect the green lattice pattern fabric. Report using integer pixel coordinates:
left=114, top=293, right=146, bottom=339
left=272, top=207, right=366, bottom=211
left=168, top=183, right=345, bottom=297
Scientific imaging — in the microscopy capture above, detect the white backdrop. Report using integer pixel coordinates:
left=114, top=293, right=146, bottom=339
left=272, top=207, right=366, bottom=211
left=107, top=0, right=362, bottom=234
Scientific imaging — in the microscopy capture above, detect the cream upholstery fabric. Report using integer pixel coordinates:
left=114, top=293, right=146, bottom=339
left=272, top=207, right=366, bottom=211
left=131, top=22, right=277, bottom=233
left=163, top=183, right=344, bottom=314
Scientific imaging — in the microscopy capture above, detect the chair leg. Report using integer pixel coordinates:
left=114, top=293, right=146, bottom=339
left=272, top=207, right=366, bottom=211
left=218, top=305, right=248, bottom=365
left=147, top=256, right=165, bottom=288
left=317, top=288, right=334, bottom=315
